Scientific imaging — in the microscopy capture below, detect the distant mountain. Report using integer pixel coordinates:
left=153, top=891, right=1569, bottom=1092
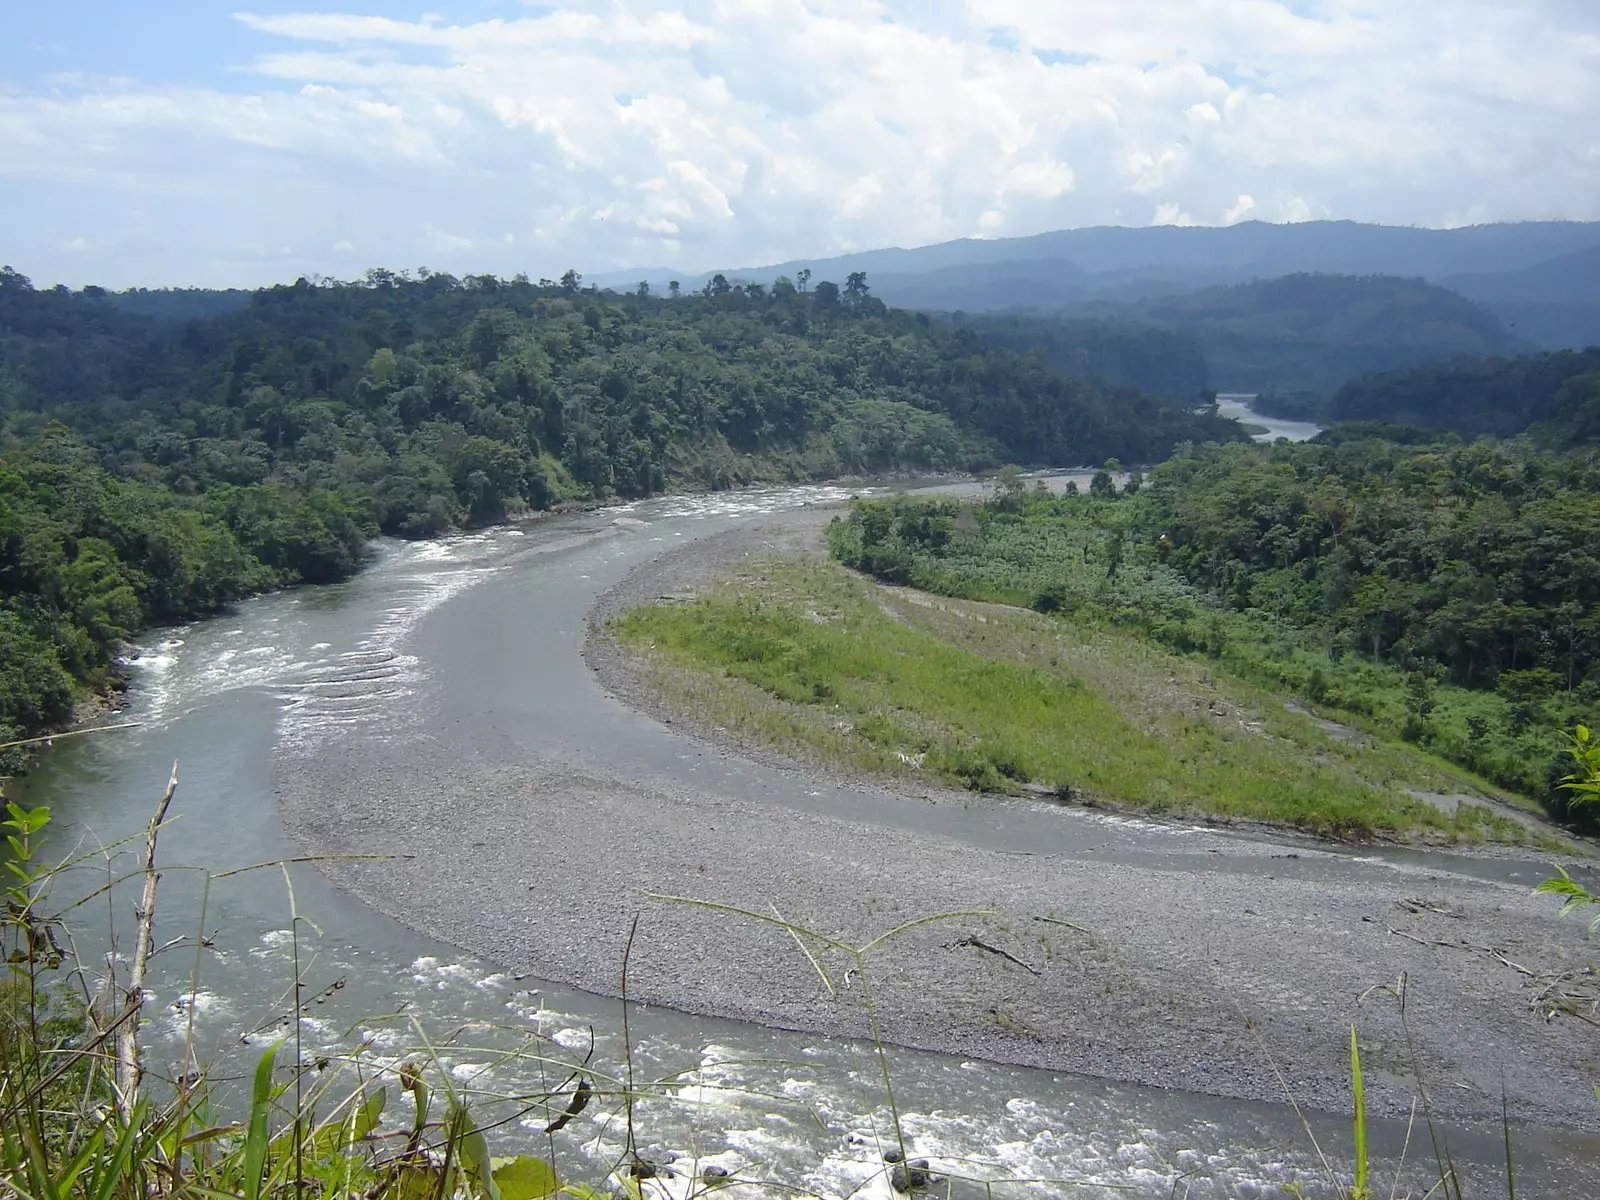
left=595, top=220, right=1600, bottom=356
left=1127, top=273, right=1520, bottom=394
left=1445, top=247, right=1600, bottom=350
left=597, top=219, right=1600, bottom=301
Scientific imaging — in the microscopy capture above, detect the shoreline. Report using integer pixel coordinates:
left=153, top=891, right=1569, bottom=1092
left=278, top=507, right=1600, bottom=1135
left=583, top=515, right=1582, bottom=861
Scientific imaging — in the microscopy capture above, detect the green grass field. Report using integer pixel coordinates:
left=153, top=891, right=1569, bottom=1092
left=615, top=556, right=1540, bottom=842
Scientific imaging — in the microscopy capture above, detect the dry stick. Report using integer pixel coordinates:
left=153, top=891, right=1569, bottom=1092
left=945, top=935, right=1042, bottom=976
left=116, top=760, right=179, bottom=1115
left=0, top=721, right=143, bottom=752
left=1387, top=927, right=1537, bottom=977
left=1033, top=915, right=1094, bottom=937
left=1, top=998, right=142, bottom=1122
left=619, top=913, right=640, bottom=1165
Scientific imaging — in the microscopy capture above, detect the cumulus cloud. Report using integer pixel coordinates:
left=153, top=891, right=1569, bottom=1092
left=0, top=0, right=1597, bottom=285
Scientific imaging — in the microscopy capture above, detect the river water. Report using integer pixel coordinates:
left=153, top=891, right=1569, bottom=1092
left=15, top=478, right=1595, bottom=1197
left=1215, top=394, right=1325, bottom=443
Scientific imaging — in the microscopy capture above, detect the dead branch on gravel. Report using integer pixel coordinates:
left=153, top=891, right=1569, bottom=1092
left=943, top=936, right=1042, bottom=976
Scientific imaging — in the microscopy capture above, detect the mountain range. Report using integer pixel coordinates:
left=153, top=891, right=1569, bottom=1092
left=594, top=220, right=1600, bottom=354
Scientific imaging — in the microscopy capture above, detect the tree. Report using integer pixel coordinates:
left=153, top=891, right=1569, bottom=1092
left=1537, top=725, right=1600, bottom=921
left=844, top=271, right=871, bottom=307
left=796, top=268, right=811, bottom=293
left=559, top=269, right=582, bottom=293
left=635, top=280, right=650, bottom=299
left=668, top=280, right=680, bottom=298
left=992, top=465, right=1028, bottom=510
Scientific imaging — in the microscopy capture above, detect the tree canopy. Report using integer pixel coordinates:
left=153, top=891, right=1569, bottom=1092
left=0, top=264, right=1240, bottom=749
left=1327, top=346, right=1600, bottom=443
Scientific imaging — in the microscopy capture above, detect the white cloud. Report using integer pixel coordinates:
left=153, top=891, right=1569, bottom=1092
left=1221, top=194, right=1255, bottom=224
left=0, top=0, right=1596, bottom=286
left=1280, top=196, right=1316, bottom=223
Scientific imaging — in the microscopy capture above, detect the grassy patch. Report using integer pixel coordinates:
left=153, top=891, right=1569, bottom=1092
left=828, top=491, right=1589, bottom=827
left=615, top=557, right=1525, bottom=841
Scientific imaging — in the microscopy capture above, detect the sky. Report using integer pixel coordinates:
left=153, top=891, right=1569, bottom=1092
left=2, top=1, right=1599, bottom=288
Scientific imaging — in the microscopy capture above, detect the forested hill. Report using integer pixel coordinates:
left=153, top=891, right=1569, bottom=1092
left=1, top=266, right=1239, bottom=521
left=951, top=315, right=1209, bottom=401
left=1132, top=273, right=1519, bottom=394
left=1328, top=347, right=1600, bottom=443
left=0, top=264, right=1239, bottom=750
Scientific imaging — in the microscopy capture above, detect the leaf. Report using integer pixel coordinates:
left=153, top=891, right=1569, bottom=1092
left=492, top=1156, right=559, bottom=1200
left=352, top=1085, right=387, bottom=1140
left=392, top=1164, right=441, bottom=1200
left=1350, top=1026, right=1369, bottom=1200
left=85, top=1112, right=142, bottom=1200
left=559, top=1185, right=609, bottom=1200
left=243, top=1043, right=277, bottom=1200
left=453, top=1105, right=498, bottom=1200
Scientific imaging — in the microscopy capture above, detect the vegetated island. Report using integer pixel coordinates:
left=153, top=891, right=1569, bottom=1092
left=612, top=432, right=1600, bottom=841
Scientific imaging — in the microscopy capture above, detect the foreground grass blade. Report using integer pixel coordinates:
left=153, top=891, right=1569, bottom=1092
left=244, top=1043, right=278, bottom=1200
left=1349, top=1026, right=1368, bottom=1200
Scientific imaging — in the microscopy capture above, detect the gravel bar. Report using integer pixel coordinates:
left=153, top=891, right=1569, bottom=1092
left=281, top=512, right=1600, bottom=1132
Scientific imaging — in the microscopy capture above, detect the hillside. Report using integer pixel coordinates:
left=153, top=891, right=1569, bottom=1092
left=1130, top=273, right=1519, bottom=393
left=1328, top=347, right=1600, bottom=442
left=953, top=315, right=1209, bottom=400
left=1446, top=247, right=1600, bottom=350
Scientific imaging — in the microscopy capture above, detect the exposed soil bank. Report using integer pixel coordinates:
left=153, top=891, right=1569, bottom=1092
left=281, top=510, right=1600, bottom=1135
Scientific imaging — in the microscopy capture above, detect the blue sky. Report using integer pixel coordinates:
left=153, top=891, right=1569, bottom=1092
left=2, top=1, right=1598, bottom=288
left=2, top=3, right=525, bottom=90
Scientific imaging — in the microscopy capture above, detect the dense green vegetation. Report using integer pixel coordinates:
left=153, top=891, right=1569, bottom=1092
left=828, top=436, right=1600, bottom=828
left=1328, top=346, right=1600, bottom=443
left=0, top=264, right=1240, bottom=749
left=1134, top=273, right=1519, bottom=394
left=1248, top=389, right=1328, bottom=422
left=0, top=433, right=368, bottom=763
left=618, top=555, right=1522, bottom=840
left=951, top=314, right=1210, bottom=400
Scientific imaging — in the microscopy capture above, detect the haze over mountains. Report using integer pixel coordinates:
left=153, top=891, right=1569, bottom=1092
left=36, top=217, right=1600, bottom=404
left=595, top=219, right=1600, bottom=363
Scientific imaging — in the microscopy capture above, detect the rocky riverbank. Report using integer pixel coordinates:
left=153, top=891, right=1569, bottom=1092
left=279, top=508, right=1600, bottom=1134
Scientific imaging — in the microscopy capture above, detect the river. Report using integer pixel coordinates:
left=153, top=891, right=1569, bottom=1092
left=1215, top=393, right=1325, bottom=443
left=15, top=478, right=1595, bottom=1198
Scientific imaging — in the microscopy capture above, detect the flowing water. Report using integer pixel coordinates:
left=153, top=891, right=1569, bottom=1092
left=15, top=478, right=1596, bottom=1197
left=1216, top=394, right=1325, bottom=443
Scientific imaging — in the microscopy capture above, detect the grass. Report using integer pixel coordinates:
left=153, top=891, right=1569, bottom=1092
left=614, top=555, right=1530, bottom=841
left=828, top=491, right=1595, bottom=823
